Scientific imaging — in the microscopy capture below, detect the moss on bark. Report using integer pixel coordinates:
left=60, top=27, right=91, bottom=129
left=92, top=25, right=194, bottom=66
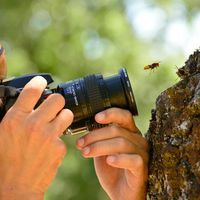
left=147, top=49, right=200, bottom=199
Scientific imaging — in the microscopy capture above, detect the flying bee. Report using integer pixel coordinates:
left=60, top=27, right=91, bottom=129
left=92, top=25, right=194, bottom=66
left=144, top=62, right=160, bottom=70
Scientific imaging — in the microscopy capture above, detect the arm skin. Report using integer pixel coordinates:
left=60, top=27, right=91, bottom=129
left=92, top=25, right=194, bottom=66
left=0, top=47, right=74, bottom=199
left=76, top=108, right=149, bottom=200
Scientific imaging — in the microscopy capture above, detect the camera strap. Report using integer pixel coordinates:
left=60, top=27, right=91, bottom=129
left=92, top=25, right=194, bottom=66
left=0, top=86, right=20, bottom=120
left=0, top=85, right=19, bottom=99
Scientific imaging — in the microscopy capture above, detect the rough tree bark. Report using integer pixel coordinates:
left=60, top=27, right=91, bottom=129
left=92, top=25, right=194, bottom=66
left=146, top=49, right=200, bottom=200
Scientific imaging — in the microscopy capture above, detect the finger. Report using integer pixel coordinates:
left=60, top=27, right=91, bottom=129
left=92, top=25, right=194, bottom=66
left=47, top=109, right=74, bottom=137
left=0, top=45, right=7, bottom=80
left=106, top=154, right=148, bottom=178
left=81, top=137, right=148, bottom=163
left=95, top=108, right=138, bottom=132
left=13, top=76, right=47, bottom=113
left=76, top=125, right=148, bottom=150
left=31, top=94, right=65, bottom=124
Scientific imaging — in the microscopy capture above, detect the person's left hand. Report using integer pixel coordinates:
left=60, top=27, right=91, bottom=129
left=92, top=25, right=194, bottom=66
left=76, top=108, right=149, bottom=200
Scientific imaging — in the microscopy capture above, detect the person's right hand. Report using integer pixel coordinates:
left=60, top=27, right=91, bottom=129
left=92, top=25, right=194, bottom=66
left=0, top=74, right=73, bottom=199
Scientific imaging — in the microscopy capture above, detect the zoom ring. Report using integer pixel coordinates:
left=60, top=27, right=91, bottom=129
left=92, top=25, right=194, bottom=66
left=84, top=75, right=104, bottom=116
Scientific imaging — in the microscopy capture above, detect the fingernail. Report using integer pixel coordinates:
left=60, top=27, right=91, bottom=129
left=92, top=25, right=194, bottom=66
left=107, top=155, right=116, bottom=163
left=82, top=147, right=90, bottom=155
left=77, top=138, right=85, bottom=147
left=95, top=111, right=105, bottom=121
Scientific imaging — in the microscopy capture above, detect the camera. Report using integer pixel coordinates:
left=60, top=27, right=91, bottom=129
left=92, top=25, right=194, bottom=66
left=0, top=68, right=138, bottom=134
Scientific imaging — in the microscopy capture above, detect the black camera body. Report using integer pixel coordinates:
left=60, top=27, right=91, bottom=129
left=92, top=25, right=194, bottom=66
left=0, top=68, right=138, bottom=134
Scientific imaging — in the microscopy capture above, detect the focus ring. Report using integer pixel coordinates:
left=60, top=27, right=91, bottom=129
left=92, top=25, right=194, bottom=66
left=84, top=75, right=104, bottom=116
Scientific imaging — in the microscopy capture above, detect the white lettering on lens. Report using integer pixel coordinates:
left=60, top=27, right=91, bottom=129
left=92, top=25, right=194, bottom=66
left=71, top=85, right=78, bottom=106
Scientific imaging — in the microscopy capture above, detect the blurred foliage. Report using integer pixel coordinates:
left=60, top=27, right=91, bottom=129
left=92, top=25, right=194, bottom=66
left=0, top=0, right=198, bottom=199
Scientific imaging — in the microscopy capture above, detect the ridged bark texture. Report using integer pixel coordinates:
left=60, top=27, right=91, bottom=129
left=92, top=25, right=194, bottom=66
left=146, top=49, right=200, bottom=200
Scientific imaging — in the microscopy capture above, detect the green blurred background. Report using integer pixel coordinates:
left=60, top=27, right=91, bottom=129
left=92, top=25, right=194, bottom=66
left=0, top=0, right=199, bottom=199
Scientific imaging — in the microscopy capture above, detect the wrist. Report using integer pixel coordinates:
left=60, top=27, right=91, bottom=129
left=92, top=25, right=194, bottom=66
left=108, top=186, right=147, bottom=200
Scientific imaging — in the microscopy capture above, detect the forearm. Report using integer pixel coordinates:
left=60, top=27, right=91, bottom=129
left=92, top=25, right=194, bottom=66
left=0, top=194, right=44, bottom=200
left=0, top=187, right=44, bottom=200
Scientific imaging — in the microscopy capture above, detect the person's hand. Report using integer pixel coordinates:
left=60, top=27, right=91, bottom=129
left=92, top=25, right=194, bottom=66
left=0, top=45, right=7, bottom=108
left=0, top=76, right=73, bottom=200
left=0, top=45, right=7, bottom=81
left=76, top=108, right=148, bottom=200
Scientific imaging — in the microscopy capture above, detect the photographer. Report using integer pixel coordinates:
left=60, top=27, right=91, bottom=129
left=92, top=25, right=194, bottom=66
left=0, top=45, right=148, bottom=200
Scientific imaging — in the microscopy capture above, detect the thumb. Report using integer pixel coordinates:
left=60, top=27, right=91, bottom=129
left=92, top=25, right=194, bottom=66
left=0, top=45, right=7, bottom=81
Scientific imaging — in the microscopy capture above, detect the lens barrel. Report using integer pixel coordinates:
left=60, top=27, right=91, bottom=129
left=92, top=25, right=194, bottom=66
left=57, top=68, right=138, bottom=134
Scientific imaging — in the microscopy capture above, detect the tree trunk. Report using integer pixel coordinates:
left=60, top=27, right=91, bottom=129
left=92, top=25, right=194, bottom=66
left=146, top=49, right=200, bottom=199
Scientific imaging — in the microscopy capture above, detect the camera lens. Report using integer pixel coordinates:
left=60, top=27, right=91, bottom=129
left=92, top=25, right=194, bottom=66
left=57, top=68, right=138, bottom=134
